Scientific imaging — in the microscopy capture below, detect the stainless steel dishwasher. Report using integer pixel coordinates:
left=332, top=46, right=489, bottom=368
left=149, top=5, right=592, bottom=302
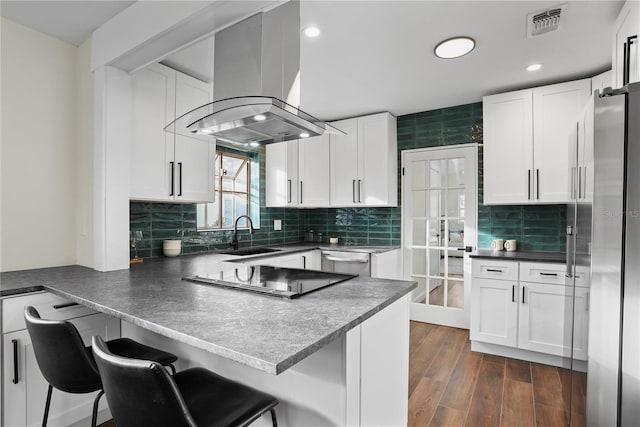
left=320, top=250, right=370, bottom=277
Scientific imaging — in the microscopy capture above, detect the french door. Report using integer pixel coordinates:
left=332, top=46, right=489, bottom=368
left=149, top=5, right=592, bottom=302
left=402, top=145, right=477, bottom=328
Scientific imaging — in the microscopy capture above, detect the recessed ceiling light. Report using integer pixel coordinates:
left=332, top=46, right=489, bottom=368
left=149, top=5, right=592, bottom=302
left=299, top=132, right=310, bottom=138
left=249, top=142, right=261, bottom=147
left=303, top=26, right=321, bottom=38
left=526, top=63, right=543, bottom=72
left=201, top=129, right=213, bottom=134
left=254, top=114, right=266, bottom=121
left=434, top=37, right=476, bottom=59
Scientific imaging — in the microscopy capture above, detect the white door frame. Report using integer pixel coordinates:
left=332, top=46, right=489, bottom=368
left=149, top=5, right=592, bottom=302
left=401, top=144, right=478, bottom=329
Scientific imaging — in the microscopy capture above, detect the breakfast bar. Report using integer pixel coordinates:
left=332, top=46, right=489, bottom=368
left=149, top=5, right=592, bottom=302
left=1, top=252, right=416, bottom=426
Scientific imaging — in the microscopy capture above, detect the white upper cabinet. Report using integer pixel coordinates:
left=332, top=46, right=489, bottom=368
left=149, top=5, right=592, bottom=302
left=299, top=134, right=331, bottom=207
left=130, top=63, right=215, bottom=203
left=612, top=0, right=639, bottom=88
left=483, top=89, right=533, bottom=204
left=331, top=112, right=398, bottom=207
left=533, top=79, right=592, bottom=203
left=483, top=78, right=591, bottom=205
left=266, top=135, right=330, bottom=208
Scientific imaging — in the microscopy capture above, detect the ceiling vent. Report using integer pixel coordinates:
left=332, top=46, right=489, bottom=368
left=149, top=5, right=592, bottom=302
left=527, top=4, right=567, bottom=38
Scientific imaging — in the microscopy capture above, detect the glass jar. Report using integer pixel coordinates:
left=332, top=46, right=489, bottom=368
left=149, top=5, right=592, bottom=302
left=315, top=232, right=324, bottom=243
left=305, top=229, right=315, bottom=242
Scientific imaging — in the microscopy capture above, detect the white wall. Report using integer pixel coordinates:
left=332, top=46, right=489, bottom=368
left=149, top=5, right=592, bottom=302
left=0, top=18, right=93, bottom=272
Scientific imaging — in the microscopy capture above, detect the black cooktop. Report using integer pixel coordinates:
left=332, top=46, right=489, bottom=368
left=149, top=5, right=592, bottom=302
left=183, top=265, right=357, bottom=298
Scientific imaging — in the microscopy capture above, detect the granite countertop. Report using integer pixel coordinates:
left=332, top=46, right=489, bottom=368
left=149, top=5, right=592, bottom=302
left=470, top=249, right=566, bottom=263
left=0, top=252, right=415, bottom=375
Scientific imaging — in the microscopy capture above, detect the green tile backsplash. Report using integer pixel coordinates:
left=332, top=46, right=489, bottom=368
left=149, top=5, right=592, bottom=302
left=130, top=102, right=566, bottom=259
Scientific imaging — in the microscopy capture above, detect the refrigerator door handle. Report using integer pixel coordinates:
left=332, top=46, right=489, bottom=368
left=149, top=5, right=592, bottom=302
left=565, top=225, right=574, bottom=278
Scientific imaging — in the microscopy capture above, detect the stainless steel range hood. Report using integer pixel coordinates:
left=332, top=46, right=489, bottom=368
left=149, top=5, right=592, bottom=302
left=164, top=1, right=341, bottom=146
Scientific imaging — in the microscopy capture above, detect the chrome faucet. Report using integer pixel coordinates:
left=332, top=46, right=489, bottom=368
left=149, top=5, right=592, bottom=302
left=230, top=215, right=255, bottom=250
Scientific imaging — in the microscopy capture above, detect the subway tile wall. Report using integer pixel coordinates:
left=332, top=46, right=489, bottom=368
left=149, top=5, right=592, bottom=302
left=130, top=102, right=566, bottom=258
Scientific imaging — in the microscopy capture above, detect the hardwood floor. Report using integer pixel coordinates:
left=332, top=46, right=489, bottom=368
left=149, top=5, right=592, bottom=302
left=408, top=321, right=586, bottom=427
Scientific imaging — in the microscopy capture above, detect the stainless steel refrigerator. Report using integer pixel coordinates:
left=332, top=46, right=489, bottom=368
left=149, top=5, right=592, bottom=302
left=568, top=82, right=640, bottom=426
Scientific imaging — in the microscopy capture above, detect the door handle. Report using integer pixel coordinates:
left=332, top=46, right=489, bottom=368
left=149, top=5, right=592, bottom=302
left=522, top=286, right=526, bottom=304
left=287, top=179, right=292, bottom=203
left=512, top=285, right=516, bottom=303
left=456, top=246, right=473, bottom=252
left=536, top=169, right=540, bottom=200
left=528, top=169, right=531, bottom=200
left=358, top=179, right=362, bottom=203
left=12, top=339, right=18, bottom=384
left=353, top=180, right=357, bottom=203
left=169, top=161, right=175, bottom=196
left=539, top=272, right=558, bottom=277
left=53, top=302, right=79, bottom=309
left=578, top=166, right=582, bottom=199
left=178, top=162, right=183, bottom=197
left=486, top=268, right=503, bottom=273
left=302, top=255, right=306, bottom=269
left=300, top=181, right=303, bottom=204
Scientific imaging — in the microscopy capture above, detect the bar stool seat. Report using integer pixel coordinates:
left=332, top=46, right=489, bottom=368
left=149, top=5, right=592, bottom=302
left=92, top=335, right=279, bottom=427
left=24, top=306, right=178, bottom=427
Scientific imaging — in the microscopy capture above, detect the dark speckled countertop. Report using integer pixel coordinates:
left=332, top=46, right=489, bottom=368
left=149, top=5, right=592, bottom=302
left=0, top=248, right=414, bottom=375
left=470, top=250, right=566, bottom=263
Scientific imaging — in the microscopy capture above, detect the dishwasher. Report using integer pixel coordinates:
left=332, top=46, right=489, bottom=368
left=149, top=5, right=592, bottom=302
left=320, top=250, right=371, bottom=277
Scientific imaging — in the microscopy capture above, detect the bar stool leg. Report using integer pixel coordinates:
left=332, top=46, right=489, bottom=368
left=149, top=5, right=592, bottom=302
left=269, top=408, right=278, bottom=427
left=91, top=390, right=104, bottom=427
left=42, top=384, right=53, bottom=427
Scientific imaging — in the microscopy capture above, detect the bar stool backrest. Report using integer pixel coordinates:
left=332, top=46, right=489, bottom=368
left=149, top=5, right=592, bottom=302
left=91, top=336, right=198, bottom=427
left=24, top=306, right=102, bottom=393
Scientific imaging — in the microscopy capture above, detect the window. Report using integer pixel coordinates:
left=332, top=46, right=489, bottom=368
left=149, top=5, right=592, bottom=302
left=197, top=150, right=258, bottom=230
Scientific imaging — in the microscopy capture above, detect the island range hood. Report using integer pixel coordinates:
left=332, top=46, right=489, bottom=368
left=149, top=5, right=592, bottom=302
left=164, top=1, right=342, bottom=146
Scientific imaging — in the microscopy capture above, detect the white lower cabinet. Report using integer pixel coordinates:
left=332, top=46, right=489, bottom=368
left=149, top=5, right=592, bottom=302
left=471, top=260, right=589, bottom=364
left=2, top=293, right=120, bottom=427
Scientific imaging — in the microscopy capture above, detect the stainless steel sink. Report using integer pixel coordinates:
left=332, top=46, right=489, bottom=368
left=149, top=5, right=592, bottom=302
left=220, top=247, right=282, bottom=256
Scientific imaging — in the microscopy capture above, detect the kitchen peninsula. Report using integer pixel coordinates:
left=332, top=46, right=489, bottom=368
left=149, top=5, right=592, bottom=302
left=1, top=251, right=416, bottom=427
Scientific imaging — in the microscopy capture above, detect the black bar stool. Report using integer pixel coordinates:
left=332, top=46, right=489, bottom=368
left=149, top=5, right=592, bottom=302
left=92, top=335, right=279, bottom=427
left=24, top=306, right=178, bottom=427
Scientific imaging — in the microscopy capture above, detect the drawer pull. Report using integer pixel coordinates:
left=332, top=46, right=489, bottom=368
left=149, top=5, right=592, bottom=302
left=12, top=339, right=19, bottom=384
left=53, top=302, right=80, bottom=310
left=539, top=272, right=558, bottom=277
left=486, top=268, right=503, bottom=273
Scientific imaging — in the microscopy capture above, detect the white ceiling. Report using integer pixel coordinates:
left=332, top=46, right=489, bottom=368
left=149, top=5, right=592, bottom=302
left=0, top=1, right=135, bottom=46
left=1, top=0, right=625, bottom=120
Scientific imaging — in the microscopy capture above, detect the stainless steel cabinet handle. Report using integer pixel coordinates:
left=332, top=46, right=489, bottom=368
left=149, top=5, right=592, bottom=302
left=178, top=162, right=183, bottom=197
left=353, top=180, right=357, bottom=203
left=570, top=167, right=575, bottom=200
left=536, top=169, right=540, bottom=200
left=53, top=302, right=79, bottom=309
left=169, top=161, right=175, bottom=196
left=578, top=166, right=582, bottom=199
left=287, top=179, right=292, bottom=203
left=522, top=286, right=526, bottom=304
left=12, top=339, right=18, bottom=384
left=528, top=170, right=531, bottom=200
left=358, top=180, right=362, bottom=203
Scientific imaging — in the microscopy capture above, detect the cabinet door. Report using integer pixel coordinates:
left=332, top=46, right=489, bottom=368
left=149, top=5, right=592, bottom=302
left=175, top=72, right=212, bottom=116
left=3, top=314, right=120, bottom=427
left=572, top=287, right=590, bottom=361
left=613, top=1, right=639, bottom=88
left=482, top=89, right=533, bottom=204
left=518, top=282, right=574, bottom=357
left=470, top=278, right=518, bottom=347
left=359, top=113, right=397, bottom=206
left=266, top=142, right=288, bottom=207
left=533, top=79, right=591, bottom=203
left=174, top=138, right=216, bottom=203
left=299, top=134, right=330, bottom=207
left=331, top=118, right=359, bottom=206
left=130, top=64, right=176, bottom=201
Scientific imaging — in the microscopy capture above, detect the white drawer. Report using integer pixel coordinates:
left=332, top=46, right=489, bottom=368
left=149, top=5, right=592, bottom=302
left=2, top=291, right=95, bottom=334
left=519, top=262, right=566, bottom=285
left=472, top=259, right=518, bottom=281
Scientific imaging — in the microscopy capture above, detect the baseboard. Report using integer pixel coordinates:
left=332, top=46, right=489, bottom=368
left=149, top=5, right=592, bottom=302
left=471, top=340, right=588, bottom=372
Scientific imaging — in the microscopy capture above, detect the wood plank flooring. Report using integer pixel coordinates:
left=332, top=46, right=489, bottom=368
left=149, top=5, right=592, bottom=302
left=100, top=321, right=586, bottom=427
left=409, top=321, right=587, bottom=427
